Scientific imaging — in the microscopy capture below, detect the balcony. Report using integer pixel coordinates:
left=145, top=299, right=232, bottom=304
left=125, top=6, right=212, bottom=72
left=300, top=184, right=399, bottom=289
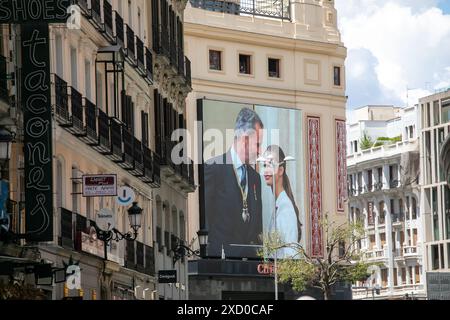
left=404, top=246, right=421, bottom=260
left=189, top=0, right=290, bottom=20
left=139, top=147, right=161, bottom=188
left=114, top=11, right=125, bottom=47
left=389, top=180, right=400, bottom=189
left=53, top=74, right=69, bottom=124
left=125, top=25, right=136, bottom=65
left=103, top=0, right=114, bottom=42
left=0, top=54, right=8, bottom=103
left=145, top=48, right=154, bottom=84
left=80, top=98, right=98, bottom=146
left=184, top=56, right=192, bottom=88
left=136, top=36, right=146, bottom=76
left=90, top=0, right=102, bottom=28
left=52, top=75, right=161, bottom=188
left=392, top=213, right=405, bottom=227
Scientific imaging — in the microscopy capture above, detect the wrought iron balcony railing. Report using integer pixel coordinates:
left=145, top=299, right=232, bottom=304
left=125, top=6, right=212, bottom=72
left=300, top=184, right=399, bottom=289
left=145, top=48, right=153, bottom=83
left=126, top=24, right=136, bottom=64
left=136, top=36, right=146, bottom=75
left=185, top=56, right=192, bottom=87
left=115, top=11, right=125, bottom=47
left=0, top=54, right=8, bottom=102
left=189, top=0, right=290, bottom=20
left=91, top=0, right=102, bottom=26
left=53, top=74, right=69, bottom=123
left=103, top=0, right=114, bottom=41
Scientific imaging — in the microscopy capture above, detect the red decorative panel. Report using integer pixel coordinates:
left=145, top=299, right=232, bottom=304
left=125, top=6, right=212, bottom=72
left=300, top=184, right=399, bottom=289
left=307, top=116, right=323, bottom=258
left=336, top=119, right=347, bottom=212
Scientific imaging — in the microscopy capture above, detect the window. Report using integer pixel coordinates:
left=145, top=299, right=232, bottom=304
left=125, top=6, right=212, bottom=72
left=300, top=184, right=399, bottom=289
left=96, top=71, right=103, bottom=110
left=85, top=60, right=91, bottom=100
left=268, top=58, right=280, bottom=78
left=55, top=35, right=63, bottom=77
left=333, top=66, right=341, bottom=86
left=239, top=54, right=251, bottom=75
left=138, top=7, right=142, bottom=38
left=431, top=245, right=439, bottom=270
left=128, top=0, right=132, bottom=25
left=367, top=170, right=373, bottom=191
left=209, top=50, right=222, bottom=71
left=72, top=167, right=80, bottom=214
left=141, top=111, right=149, bottom=146
left=70, top=47, right=78, bottom=88
left=442, top=102, right=450, bottom=123
left=409, top=125, right=414, bottom=139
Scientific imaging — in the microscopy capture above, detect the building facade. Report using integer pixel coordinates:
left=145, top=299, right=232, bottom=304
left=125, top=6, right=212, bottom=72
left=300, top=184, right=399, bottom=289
left=183, top=0, right=348, bottom=299
left=347, top=105, right=425, bottom=300
left=419, top=89, right=450, bottom=299
left=0, top=0, right=193, bottom=300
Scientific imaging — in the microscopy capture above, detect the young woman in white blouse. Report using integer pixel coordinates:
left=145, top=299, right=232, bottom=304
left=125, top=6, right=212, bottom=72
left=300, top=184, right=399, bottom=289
left=262, top=145, right=302, bottom=258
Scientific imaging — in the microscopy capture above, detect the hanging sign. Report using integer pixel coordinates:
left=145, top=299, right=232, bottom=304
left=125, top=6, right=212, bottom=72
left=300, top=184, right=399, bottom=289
left=82, top=174, right=117, bottom=197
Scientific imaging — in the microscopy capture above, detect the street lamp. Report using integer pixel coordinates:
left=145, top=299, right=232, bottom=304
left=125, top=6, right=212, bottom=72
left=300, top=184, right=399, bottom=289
left=257, top=153, right=296, bottom=301
left=172, top=229, right=208, bottom=266
left=0, top=128, right=14, bottom=179
left=95, top=202, right=143, bottom=261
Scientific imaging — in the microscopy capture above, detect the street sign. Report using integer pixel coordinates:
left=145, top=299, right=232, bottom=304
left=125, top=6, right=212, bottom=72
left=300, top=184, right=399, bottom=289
left=96, top=208, right=115, bottom=231
left=158, top=270, right=177, bottom=284
left=116, top=186, right=135, bottom=207
left=83, top=175, right=117, bottom=197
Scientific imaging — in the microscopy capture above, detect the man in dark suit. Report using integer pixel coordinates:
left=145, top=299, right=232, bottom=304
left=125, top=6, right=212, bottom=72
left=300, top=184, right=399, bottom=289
left=204, top=108, right=264, bottom=258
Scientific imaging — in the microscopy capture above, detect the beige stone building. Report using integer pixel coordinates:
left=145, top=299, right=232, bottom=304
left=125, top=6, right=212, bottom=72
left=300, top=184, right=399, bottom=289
left=183, top=0, right=349, bottom=299
left=0, top=0, right=193, bottom=300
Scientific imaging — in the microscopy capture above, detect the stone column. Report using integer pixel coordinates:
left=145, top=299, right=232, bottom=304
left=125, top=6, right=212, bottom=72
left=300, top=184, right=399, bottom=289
left=405, top=266, right=414, bottom=284
left=384, top=196, right=395, bottom=292
left=383, top=164, right=390, bottom=190
left=374, top=201, right=381, bottom=249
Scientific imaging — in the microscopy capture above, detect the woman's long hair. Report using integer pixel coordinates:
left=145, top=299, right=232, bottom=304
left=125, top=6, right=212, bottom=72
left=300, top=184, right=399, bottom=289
left=266, top=145, right=302, bottom=242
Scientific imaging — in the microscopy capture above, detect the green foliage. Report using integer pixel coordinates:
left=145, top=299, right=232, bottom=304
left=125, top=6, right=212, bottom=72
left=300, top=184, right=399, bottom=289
left=359, top=131, right=374, bottom=150
left=0, top=281, right=47, bottom=300
left=262, top=216, right=374, bottom=300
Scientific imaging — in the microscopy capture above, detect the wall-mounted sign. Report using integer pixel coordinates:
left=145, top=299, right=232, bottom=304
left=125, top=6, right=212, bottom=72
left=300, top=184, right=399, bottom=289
left=22, top=23, right=53, bottom=242
left=81, top=227, right=105, bottom=259
left=257, top=264, right=275, bottom=275
left=0, top=0, right=73, bottom=242
left=158, top=270, right=177, bottom=284
left=96, top=208, right=115, bottom=231
left=116, top=186, right=135, bottom=207
left=83, top=175, right=117, bottom=197
left=0, top=0, right=71, bottom=23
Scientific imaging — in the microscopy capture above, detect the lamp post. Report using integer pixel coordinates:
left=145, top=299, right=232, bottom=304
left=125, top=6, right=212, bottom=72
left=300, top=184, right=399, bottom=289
left=257, top=154, right=295, bottom=301
left=172, top=230, right=208, bottom=266
left=0, top=128, right=14, bottom=180
left=96, top=202, right=143, bottom=261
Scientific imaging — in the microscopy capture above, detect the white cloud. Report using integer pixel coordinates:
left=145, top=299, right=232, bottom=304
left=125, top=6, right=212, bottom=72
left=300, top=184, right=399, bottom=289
left=335, top=0, right=450, bottom=108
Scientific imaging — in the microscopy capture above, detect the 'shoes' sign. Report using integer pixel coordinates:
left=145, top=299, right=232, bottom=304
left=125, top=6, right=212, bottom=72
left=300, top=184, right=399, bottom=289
left=0, top=0, right=72, bottom=241
left=0, top=0, right=71, bottom=23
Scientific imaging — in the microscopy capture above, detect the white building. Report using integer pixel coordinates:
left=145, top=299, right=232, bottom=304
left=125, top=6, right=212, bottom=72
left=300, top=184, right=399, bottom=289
left=347, top=105, right=425, bottom=300
left=419, top=89, right=450, bottom=299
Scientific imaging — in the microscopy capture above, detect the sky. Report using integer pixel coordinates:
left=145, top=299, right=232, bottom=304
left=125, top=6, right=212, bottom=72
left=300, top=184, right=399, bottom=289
left=335, top=0, right=450, bottom=110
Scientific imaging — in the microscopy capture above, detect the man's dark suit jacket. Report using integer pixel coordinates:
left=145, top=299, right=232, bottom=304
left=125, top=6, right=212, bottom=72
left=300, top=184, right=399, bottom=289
left=204, top=151, right=263, bottom=258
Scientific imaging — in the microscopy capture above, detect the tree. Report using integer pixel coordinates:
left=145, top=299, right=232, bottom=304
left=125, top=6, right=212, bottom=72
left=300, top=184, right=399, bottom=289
left=263, top=215, right=373, bottom=300
left=0, top=280, right=47, bottom=300
left=359, top=131, right=374, bottom=150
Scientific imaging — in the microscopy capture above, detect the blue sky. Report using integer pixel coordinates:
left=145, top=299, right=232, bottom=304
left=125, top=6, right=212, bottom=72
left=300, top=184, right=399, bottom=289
left=335, top=0, right=450, bottom=110
left=438, top=0, right=450, bottom=13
